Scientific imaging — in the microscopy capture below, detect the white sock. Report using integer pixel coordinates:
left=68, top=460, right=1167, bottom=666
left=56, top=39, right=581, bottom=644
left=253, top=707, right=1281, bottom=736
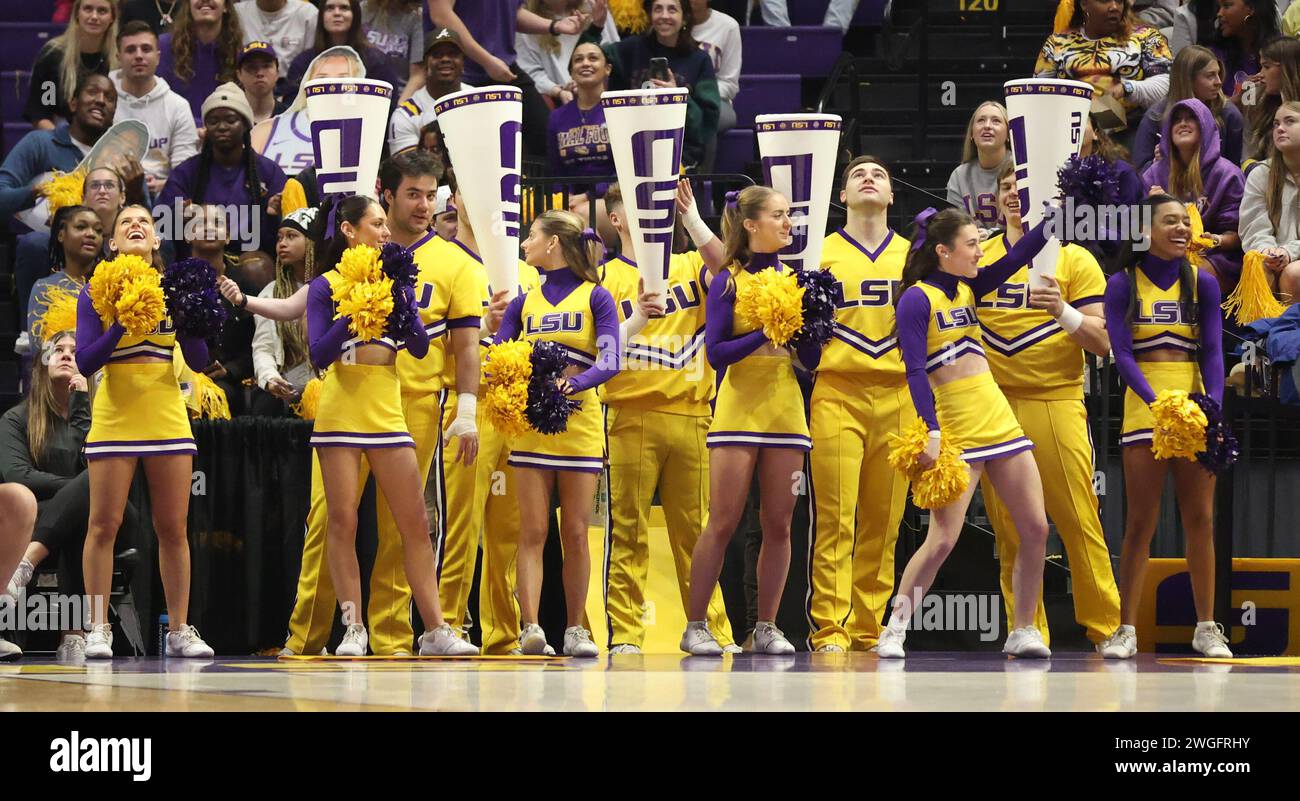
left=1118, top=624, right=1136, bottom=634
left=1196, top=620, right=1218, bottom=630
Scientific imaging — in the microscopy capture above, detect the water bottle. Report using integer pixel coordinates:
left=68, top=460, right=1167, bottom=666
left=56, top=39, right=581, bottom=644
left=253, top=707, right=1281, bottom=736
left=158, top=613, right=169, bottom=657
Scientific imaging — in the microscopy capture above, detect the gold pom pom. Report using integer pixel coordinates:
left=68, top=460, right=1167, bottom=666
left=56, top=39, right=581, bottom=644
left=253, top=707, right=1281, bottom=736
left=32, top=285, right=81, bottom=340
left=609, top=0, right=648, bottom=33
left=88, top=254, right=163, bottom=333
left=37, top=169, right=86, bottom=218
left=293, top=377, right=323, bottom=420
left=1222, top=250, right=1286, bottom=325
left=734, top=267, right=804, bottom=347
left=1185, top=204, right=1218, bottom=270
left=1151, top=389, right=1208, bottom=460
left=480, top=340, right=534, bottom=438
left=192, top=371, right=232, bottom=420
left=331, top=245, right=393, bottom=341
left=888, top=419, right=970, bottom=509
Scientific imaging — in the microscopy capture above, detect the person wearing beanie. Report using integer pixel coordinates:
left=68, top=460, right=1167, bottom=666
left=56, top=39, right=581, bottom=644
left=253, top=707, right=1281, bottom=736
left=155, top=82, right=287, bottom=259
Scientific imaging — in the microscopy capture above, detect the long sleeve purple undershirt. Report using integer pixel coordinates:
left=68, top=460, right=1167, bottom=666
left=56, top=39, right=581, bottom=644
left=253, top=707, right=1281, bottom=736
left=305, top=275, right=430, bottom=369
left=896, top=220, right=1052, bottom=431
left=75, top=285, right=209, bottom=375
left=1103, top=255, right=1224, bottom=405
left=703, top=252, right=824, bottom=369
left=493, top=267, right=620, bottom=394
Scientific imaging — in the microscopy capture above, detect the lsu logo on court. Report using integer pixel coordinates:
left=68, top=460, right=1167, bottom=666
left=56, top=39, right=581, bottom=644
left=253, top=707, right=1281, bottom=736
left=50, top=731, right=152, bottom=782
left=618, top=280, right=702, bottom=319
left=1136, top=300, right=1198, bottom=326
left=1140, top=559, right=1300, bottom=655
left=525, top=312, right=584, bottom=335
left=936, top=306, right=977, bottom=331
left=835, top=278, right=899, bottom=309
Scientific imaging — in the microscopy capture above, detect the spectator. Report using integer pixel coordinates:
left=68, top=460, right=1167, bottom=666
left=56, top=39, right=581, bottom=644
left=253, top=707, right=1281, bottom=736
left=1133, top=45, right=1243, bottom=171
left=158, top=83, right=287, bottom=259
left=1141, top=99, right=1245, bottom=291
left=754, top=0, right=860, bottom=31
left=237, top=41, right=289, bottom=124
left=26, top=206, right=103, bottom=337
left=1134, top=0, right=1196, bottom=56
left=157, top=0, right=248, bottom=124
left=1286, top=0, right=1300, bottom=35
left=432, top=184, right=457, bottom=239
left=286, top=0, right=400, bottom=91
left=1240, top=100, right=1300, bottom=300
left=234, top=0, right=318, bottom=74
left=361, top=0, right=425, bottom=100
left=1035, top=0, right=1172, bottom=149
left=0, top=330, right=118, bottom=662
left=386, top=28, right=474, bottom=155
left=1078, top=108, right=1143, bottom=270
left=602, top=0, right=720, bottom=169
left=946, top=101, right=1009, bottom=235
left=419, top=121, right=445, bottom=157
left=0, top=74, right=124, bottom=225
left=547, top=42, right=614, bottom=193
left=427, top=0, right=588, bottom=156
left=111, top=21, right=202, bottom=196
left=254, top=46, right=365, bottom=179
left=250, top=208, right=317, bottom=416
left=689, top=0, right=740, bottom=172
left=119, top=0, right=185, bottom=33
left=1214, top=0, right=1281, bottom=103
left=186, top=204, right=260, bottom=415
left=25, top=0, right=119, bottom=131
left=516, top=1, right=619, bottom=108
left=1240, top=36, right=1300, bottom=163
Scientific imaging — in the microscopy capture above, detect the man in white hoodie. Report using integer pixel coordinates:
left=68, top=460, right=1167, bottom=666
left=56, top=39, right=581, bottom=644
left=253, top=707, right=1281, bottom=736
left=111, top=20, right=200, bottom=195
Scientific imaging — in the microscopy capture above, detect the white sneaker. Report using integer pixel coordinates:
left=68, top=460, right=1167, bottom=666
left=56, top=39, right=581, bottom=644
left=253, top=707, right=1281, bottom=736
left=816, top=643, right=846, bottom=653
left=166, top=625, right=215, bottom=658
left=608, top=643, right=642, bottom=655
left=6, top=557, right=33, bottom=599
left=721, top=643, right=743, bottom=655
left=876, top=625, right=907, bottom=659
left=679, top=621, right=723, bottom=656
left=56, top=634, right=86, bottom=662
left=519, top=623, right=549, bottom=655
left=509, top=644, right=556, bottom=656
left=419, top=623, right=480, bottom=656
left=0, top=636, right=21, bottom=662
left=1003, top=626, right=1052, bottom=659
left=563, top=626, right=599, bottom=658
left=85, top=625, right=114, bottom=659
left=335, top=624, right=368, bottom=656
left=752, top=622, right=795, bottom=655
left=1193, top=622, right=1233, bottom=658
left=1097, top=626, right=1137, bottom=659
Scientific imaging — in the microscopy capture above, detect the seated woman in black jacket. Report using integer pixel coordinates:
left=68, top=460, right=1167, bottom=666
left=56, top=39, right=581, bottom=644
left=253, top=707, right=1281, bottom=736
left=0, top=330, right=138, bottom=661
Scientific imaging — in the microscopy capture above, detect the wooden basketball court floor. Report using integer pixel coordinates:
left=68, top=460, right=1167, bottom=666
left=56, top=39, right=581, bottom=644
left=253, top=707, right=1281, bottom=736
left=3, top=653, right=1299, bottom=712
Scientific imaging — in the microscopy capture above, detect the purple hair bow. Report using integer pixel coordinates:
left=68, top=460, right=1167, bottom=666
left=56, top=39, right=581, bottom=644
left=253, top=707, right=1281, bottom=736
left=910, top=207, right=939, bottom=252
left=724, top=190, right=740, bottom=210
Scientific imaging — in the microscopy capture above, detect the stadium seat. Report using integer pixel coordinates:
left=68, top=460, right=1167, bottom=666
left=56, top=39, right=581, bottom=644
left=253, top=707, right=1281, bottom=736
left=714, top=127, right=753, bottom=176
left=733, top=74, right=800, bottom=128
left=1, top=72, right=31, bottom=123
left=741, top=27, right=842, bottom=76
left=0, top=23, right=63, bottom=73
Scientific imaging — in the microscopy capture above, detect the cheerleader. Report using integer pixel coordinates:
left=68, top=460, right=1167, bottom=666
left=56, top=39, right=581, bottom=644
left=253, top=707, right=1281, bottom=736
left=307, top=194, right=475, bottom=657
left=877, top=207, right=1054, bottom=659
left=1104, top=193, right=1232, bottom=658
left=492, top=210, right=620, bottom=658
left=681, top=186, right=821, bottom=656
left=75, top=205, right=214, bottom=659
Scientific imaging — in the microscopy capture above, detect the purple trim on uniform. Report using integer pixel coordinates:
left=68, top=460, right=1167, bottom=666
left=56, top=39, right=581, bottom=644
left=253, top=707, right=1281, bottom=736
left=86, top=437, right=196, bottom=447
left=835, top=228, right=895, bottom=262
left=408, top=230, right=437, bottom=253
left=600, top=90, right=688, bottom=110
left=961, top=436, right=1035, bottom=463
left=830, top=322, right=897, bottom=358
left=925, top=336, right=985, bottom=371
left=508, top=451, right=605, bottom=474
left=424, top=319, right=448, bottom=338
left=706, top=430, right=813, bottom=450
left=978, top=319, right=1063, bottom=357
left=304, top=81, right=393, bottom=100
left=108, top=350, right=173, bottom=362
left=1120, top=428, right=1154, bottom=446
left=896, top=285, right=938, bottom=430
left=289, top=110, right=311, bottom=143
left=310, top=430, right=416, bottom=449
left=84, top=437, right=197, bottom=461
left=433, top=87, right=524, bottom=116
left=1132, top=332, right=1198, bottom=351
left=450, top=237, right=483, bottom=263
left=755, top=118, right=841, bottom=133
left=265, top=115, right=284, bottom=148
left=1071, top=294, right=1104, bottom=309
left=625, top=327, right=705, bottom=368
left=446, top=315, right=482, bottom=330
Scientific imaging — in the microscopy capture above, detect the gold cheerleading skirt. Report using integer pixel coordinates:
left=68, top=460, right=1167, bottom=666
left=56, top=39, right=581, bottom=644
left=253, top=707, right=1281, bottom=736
left=1120, top=361, right=1202, bottom=447
left=507, top=387, right=605, bottom=473
left=309, top=363, right=415, bottom=449
left=85, top=362, right=196, bottom=460
left=933, top=371, right=1034, bottom=463
left=706, top=354, right=811, bottom=450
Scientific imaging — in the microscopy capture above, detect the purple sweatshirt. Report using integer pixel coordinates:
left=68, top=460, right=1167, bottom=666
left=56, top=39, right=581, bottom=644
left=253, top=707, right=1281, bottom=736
left=306, top=272, right=428, bottom=369
left=458, top=0, right=524, bottom=85
left=546, top=100, right=614, bottom=195
left=1140, top=98, right=1245, bottom=289
left=494, top=266, right=619, bottom=393
left=74, top=285, right=209, bottom=375
left=704, top=252, right=823, bottom=371
left=895, top=222, right=1050, bottom=431
left=1103, top=254, right=1224, bottom=405
left=157, top=34, right=224, bottom=124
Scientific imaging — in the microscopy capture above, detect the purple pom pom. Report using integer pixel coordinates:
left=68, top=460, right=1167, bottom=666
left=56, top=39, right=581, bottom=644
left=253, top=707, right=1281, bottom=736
left=1056, top=154, right=1121, bottom=209
left=792, top=267, right=837, bottom=348
left=1190, top=393, right=1240, bottom=474
left=526, top=340, right=582, bottom=434
left=380, top=241, right=421, bottom=340
left=162, top=258, right=228, bottom=343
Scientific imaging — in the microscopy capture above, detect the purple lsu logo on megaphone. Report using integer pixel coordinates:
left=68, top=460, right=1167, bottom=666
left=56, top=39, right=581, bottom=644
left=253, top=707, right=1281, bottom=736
left=760, top=154, right=814, bottom=269
left=498, top=119, right=522, bottom=238
left=632, top=127, right=684, bottom=283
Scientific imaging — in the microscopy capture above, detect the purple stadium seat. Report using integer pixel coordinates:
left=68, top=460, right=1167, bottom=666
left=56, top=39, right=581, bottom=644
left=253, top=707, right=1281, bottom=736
left=5, top=1, right=59, bottom=23
left=740, top=27, right=842, bottom=77
left=733, top=74, right=800, bottom=128
left=1, top=72, right=31, bottom=122
left=0, top=23, right=63, bottom=73
left=788, top=0, right=832, bottom=25
left=714, top=128, right=754, bottom=175
left=3, top=122, right=35, bottom=160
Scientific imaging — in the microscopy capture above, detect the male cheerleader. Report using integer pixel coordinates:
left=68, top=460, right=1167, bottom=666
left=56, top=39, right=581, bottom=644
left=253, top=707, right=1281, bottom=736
left=978, top=164, right=1126, bottom=657
left=600, top=180, right=738, bottom=654
left=806, top=156, right=915, bottom=652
